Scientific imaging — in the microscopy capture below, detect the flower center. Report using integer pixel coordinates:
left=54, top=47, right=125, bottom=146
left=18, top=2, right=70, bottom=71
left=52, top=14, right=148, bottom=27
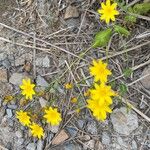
left=105, top=7, right=112, bottom=15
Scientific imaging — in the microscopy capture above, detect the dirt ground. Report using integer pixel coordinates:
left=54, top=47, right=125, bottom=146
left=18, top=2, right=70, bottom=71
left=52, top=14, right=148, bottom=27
left=0, top=0, right=150, bottom=150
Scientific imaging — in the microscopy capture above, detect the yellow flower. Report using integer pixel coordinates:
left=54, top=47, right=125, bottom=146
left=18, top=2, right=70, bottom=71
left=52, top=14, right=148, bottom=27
left=90, top=83, right=116, bottom=105
left=29, top=123, right=44, bottom=139
left=87, top=99, right=112, bottom=121
left=20, top=78, right=35, bottom=100
left=44, top=107, right=62, bottom=126
left=71, top=97, right=78, bottom=103
left=16, top=110, right=31, bottom=126
left=65, top=83, right=73, bottom=89
left=98, top=0, right=119, bottom=24
left=89, top=60, right=111, bottom=83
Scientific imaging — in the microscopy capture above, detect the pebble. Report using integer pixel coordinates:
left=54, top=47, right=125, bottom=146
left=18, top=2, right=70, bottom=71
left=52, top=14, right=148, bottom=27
left=17, top=138, right=24, bottom=145
left=15, top=130, right=23, bottom=138
left=66, top=127, right=78, bottom=137
left=2, top=59, right=11, bottom=69
left=36, top=75, right=49, bottom=88
left=49, top=125, right=59, bottom=133
left=0, top=52, right=7, bottom=61
left=140, top=66, right=150, bottom=89
left=86, top=120, right=98, bottom=135
left=36, top=56, right=50, bottom=68
left=102, top=131, right=111, bottom=145
left=79, top=135, right=91, bottom=141
left=131, top=140, right=138, bottom=150
left=27, top=143, right=36, bottom=150
left=76, top=119, right=85, bottom=129
left=7, top=104, right=17, bottom=110
left=117, top=136, right=128, bottom=149
left=64, top=5, right=79, bottom=19
left=110, top=107, right=139, bottom=135
left=9, top=73, right=26, bottom=86
left=15, top=53, right=32, bottom=66
left=6, top=109, right=13, bottom=118
left=39, top=97, right=47, bottom=108
left=63, top=143, right=82, bottom=150
left=37, top=140, right=43, bottom=150
left=83, top=140, right=95, bottom=150
left=0, top=68, right=7, bottom=82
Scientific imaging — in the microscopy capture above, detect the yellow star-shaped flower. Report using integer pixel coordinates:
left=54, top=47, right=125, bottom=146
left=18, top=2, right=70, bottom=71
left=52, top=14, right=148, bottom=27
left=90, top=83, right=116, bottom=105
left=87, top=99, right=112, bottom=121
left=16, top=110, right=31, bottom=126
left=98, top=0, right=119, bottom=24
left=89, top=59, right=111, bottom=83
left=29, top=123, right=44, bottom=139
left=20, top=78, right=35, bottom=100
left=44, top=107, right=62, bottom=126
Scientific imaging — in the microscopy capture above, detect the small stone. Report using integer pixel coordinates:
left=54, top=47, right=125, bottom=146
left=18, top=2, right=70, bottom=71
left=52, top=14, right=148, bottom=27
left=2, top=59, right=11, bottom=69
left=9, top=73, right=26, bottom=86
left=131, top=140, right=138, bottom=150
left=6, top=109, right=13, bottom=118
left=0, top=52, right=7, bottom=61
left=49, top=125, right=59, bottom=133
left=37, top=140, right=43, bottom=150
left=0, top=82, right=13, bottom=96
left=17, top=138, right=24, bottom=145
left=83, top=140, right=95, bottom=150
left=110, top=107, right=139, bottom=135
left=66, top=127, right=78, bottom=137
left=102, top=132, right=111, bottom=145
left=0, top=68, right=7, bottom=82
left=51, top=130, right=69, bottom=145
left=7, top=104, right=17, bottom=110
left=86, top=120, right=98, bottom=135
left=79, top=135, right=91, bottom=141
left=39, top=97, right=47, bottom=108
left=36, top=75, right=49, bottom=88
left=36, top=56, right=50, bottom=68
left=95, top=140, right=104, bottom=150
left=140, top=66, right=150, bottom=90
left=15, top=53, right=32, bottom=66
left=15, top=130, right=23, bottom=138
left=27, top=143, right=36, bottom=150
left=117, top=137, right=128, bottom=148
left=43, top=56, right=50, bottom=68
left=63, top=143, right=82, bottom=150
left=64, top=5, right=79, bottom=19
left=76, top=119, right=85, bottom=129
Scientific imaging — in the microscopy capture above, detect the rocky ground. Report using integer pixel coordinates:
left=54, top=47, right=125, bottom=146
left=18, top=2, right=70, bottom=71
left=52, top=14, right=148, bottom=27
left=0, top=0, right=150, bottom=150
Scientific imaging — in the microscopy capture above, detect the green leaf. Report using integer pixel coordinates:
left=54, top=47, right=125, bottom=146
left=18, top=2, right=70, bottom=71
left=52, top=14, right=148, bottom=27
left=124, top=15, right=137, bottom=24
left=123, top=68, right=133, bottom=78
left=92, top=28, right=112, bottom=48
left=133, top=3, right=150, bottom=15
left=114, top=25, right=130, bottom=37
left=119, top=83, right=128, bottom=96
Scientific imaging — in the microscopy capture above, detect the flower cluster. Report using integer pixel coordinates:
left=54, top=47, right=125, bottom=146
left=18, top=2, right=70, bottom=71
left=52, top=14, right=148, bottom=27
left=16, top=78, right=62, bottom=139
left=87, top=60, right=116, bottom=121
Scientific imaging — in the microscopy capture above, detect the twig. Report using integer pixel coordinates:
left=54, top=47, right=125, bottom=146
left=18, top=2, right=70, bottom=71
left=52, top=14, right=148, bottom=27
left=33, top=33, right=36, bottom=79
left=0, top=37, right=87, bottom=62
left=121, top=96, right=150, bottom=122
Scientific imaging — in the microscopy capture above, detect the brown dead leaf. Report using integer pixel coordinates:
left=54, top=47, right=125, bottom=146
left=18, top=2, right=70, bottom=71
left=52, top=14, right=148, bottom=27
left=51, top=129, right=69, bottom=145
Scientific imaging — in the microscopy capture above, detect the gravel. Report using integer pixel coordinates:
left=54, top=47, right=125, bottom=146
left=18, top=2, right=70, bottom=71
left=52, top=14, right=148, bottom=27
left=86, top=120, right=98, bottom=135
left=111, top=107, right=139, bottom=135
